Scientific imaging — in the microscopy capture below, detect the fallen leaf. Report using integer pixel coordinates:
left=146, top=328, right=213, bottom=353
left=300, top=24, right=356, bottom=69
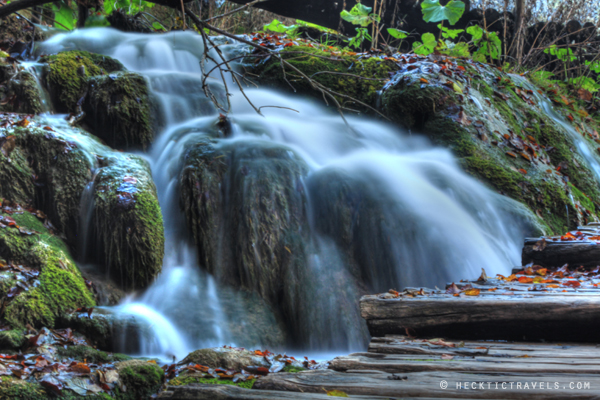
left=326, top=390, right=349, bottom=397
left=464, top=289, right=480, bottom=296
left=533, top=238, right=547, bottom=251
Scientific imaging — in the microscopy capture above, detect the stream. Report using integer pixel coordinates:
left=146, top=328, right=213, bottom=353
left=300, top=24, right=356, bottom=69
left=32, top=28, right=530, bottom=360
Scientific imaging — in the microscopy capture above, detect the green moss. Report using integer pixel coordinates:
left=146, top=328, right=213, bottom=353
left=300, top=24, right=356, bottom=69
left=116, top=362, right=164, bottom=400
left=0, top=71, right=44, bottom=114
left=570, top=183, right=595, bottom=213
left=0, top=210, right=95, bottom=328
left=169, top=374, right=255, bottom=389
left=282, top=365, right=306, bottom=373
left=42, top=50, right=123, bottom=111
left=257, top=45, right=397, bottom=111
left=383, top=82, right=457, bottom=130
left=57, top=345, right=131, bottom=364
left=0, top=145, right=35, bottom=205
left=85, top=72, right=153, bottom=149
left=0, top=377, right=46, bottom=399
left=93, top=157, right=164, bottom=289
left=0, top=329, right=25, bottom=350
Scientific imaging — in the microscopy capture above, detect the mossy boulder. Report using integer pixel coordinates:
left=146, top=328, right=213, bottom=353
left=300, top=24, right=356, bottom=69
left=92, top=155, right=164, bottom=289
left=0, top=121, right=163, bottom=292
left=180, top=139, right=309, bottom=302
left=378, top=58, right=600, bottom=234
left=0, top=210, right=96, bottom=329
left=41, top=50, right=153, bottom=149
left=0, top=68, right=43, bottom=114
left=41, top=50, right=124, bottom=111
left=179, top=347, right=270, bottom=370
left=0, top=329, right=26, bottom=350
left=254, top=44, right=398, bottom=111
left=84, top=72, right=153, bottom=149
left=114, top=359, right=164, bottom=400
left=57, top=344, right=131, bottom=364
left=0, top=377, right=47, bottom=399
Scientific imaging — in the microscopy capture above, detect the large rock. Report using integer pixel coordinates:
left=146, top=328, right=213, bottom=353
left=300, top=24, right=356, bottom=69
left=180, top=139, right=310, bottom=303
left=0, top=120, right=164, bottom=290
left=41, top=50, right=153, bottom=149
left=179, top=347, right=270, bottom=370
left=0, top=206, right=96, bottom=329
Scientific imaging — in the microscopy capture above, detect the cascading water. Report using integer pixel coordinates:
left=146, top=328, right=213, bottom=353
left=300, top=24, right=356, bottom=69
left=35, top=28, right=533, bottom=359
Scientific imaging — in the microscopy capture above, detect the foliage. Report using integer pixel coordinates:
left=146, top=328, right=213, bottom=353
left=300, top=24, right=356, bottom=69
left=467, top=25, right=502, bottom=62
left=421, top=0, right=466, bottom=26
left=340, top=3, right=380, bottom=49
left=413, top=32, right=437, bottom=55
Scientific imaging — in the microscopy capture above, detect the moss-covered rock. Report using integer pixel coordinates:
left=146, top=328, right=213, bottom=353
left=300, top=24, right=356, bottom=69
left=0, top=328, right=26, bottom=350
left=0, top=69, right=43, bottom=114
left=41, top=50, right=124, bottom=112
left=92, top=156, right=164, bottom=289
left=0, top=377, right=47, bottom=399
left=254, top=45, right=397, bottom=111
left=57, top=344, right=131, bottom=364
left=84, top=72, right=153, bottom=149
left=0, top=121, right=164, bottom=291
left=168, top=372, right=255, bottom=389
left=114, top=360, right=164, bottom=400
left=179, top=347, right=270, bottom=370
left=0, top=210, right=95, bottom=329
left=180, top=139, right=309, bottom=302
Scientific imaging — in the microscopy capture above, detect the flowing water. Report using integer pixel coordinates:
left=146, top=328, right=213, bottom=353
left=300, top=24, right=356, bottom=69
left=34, top=28, right=532, bottom=360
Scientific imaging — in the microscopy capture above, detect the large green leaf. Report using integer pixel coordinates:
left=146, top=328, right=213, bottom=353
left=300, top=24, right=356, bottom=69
left=413, top=32, right=437, bottom=55
left=341, top=3, right=374, bottom=27
left=264, top=19, right=288, bottom=33
left=421, top=0, right=465, bottom=26
left=51, top=3, right=75, bottom=30
left=387, top=28, right=408, bottom=39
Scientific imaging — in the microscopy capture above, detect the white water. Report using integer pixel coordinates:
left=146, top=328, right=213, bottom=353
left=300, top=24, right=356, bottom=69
left=36, top=29, right=531, bottom=360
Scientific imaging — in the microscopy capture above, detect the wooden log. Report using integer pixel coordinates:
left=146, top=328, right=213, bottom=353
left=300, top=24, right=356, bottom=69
left=329, top=352, right=600, bottom=374
left=369, top=336, right=600, bottom=359
left=522, top=241, right=600, bottom=268
left=156, top=383, right=392, bottom=399
left=254, top=369, right=600, bottom=399
left=360, top=294, right=600, bottom=341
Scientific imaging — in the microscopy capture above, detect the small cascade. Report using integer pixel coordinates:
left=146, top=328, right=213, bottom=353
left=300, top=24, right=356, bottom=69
left=21, top=62, right=53, bottom=114
left=34, top=29, right=532, bottom=358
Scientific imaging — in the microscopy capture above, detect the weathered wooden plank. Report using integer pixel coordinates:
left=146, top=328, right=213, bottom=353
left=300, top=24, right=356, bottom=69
left=329, top=353, right=600, bottom=374
left=156, top=383, right=393, bottom=399
left=254, top=370, right=600, bottom=399
left=368, top=341, right=600, bottom=359
left=360, top=294, right=600, bottom=341
left=522, top=241, right=600, bottom=268
left=369, top=336, right=600, bottom=358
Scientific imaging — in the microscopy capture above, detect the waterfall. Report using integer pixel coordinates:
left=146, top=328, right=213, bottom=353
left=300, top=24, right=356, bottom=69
left=35, top=28, right=531, bottom=359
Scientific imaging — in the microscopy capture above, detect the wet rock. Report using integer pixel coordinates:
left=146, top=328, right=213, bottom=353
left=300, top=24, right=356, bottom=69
left=114, top=359, right=164, bottom=399
left=0, top=15, right=45, bottom=48
left=179, top=347, right=270, bottom=370
left=0, top=68, right=43, bottom=114
left=180, top=139, right=310, bottom=302
left=0, top=121, right=164, bottom=290
left=84, top=72, right=154, bottom=149
left=92, top=155, right=164, bottom=289
left=0, top=208, right=96, bottom=329
left=41, top=50, right=124, bottom=112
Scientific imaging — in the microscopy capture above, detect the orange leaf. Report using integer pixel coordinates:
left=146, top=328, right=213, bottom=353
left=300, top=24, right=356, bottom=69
left=518, top=168, right=527, bottom=174
left=420, top=78, right=429, bottom=84
left=546, top=284, right=560, bottom=288
left=518, top=276, right=534, bottom=283
left=563, top=280, right=581, bottom=288
left=506, top=151, right=517, bottom=158
left=535, top=268, right=547, bottom=276
left=464, top=289, right=480, bottom=296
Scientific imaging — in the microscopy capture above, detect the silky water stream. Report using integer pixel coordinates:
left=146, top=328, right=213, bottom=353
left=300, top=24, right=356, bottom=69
left=33, top=28, right=533, bottom=360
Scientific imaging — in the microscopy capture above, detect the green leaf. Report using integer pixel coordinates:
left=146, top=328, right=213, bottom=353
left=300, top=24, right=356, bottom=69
left=264, top=19, right=288, bottom=33
left=52, top=3, right=75, bottom=30
left=438, top=24, right=464, bottom=39
left=421, top=0, right=465, bottom=26
left=387, top=28, right=408, bottom=39
left=152, top=21, right=166, bottom=31
left=467, top=25, right=483, bottom=42
left=413, top=32, right=436, bottom=55
left=341, top=3, right=375, bottom=27
left=84, top=14, right=110, bottom=28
